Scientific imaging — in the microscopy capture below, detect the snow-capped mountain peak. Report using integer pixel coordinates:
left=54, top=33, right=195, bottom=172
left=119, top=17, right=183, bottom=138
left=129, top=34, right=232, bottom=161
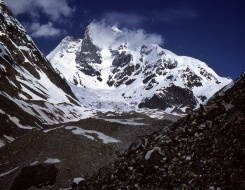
left=48, top=22, right=232, bottom=114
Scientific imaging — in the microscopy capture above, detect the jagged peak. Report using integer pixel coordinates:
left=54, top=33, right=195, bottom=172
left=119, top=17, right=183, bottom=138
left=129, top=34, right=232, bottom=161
left=83, top=25, right=91, bottom=37
left=81, top=25, right=95, bottom=46
left=62, top=36, right=81, bottom=44
left=64, top=36, right=76, bottom=41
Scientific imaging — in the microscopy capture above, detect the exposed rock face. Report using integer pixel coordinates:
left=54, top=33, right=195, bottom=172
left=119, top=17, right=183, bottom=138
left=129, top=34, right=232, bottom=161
left=75, top=27, right=102, bottom=79
left=107, top=50, right=135, bottom=87
left=10, top=164, right=58, bottom=190
left=139, top=84, right=198, bottom=113
left=76, top=71, right=245, bottom=189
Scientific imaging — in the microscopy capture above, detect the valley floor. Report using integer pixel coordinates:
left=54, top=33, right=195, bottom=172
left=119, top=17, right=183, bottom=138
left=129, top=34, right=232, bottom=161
left=0, top=113, right=176, bottom=189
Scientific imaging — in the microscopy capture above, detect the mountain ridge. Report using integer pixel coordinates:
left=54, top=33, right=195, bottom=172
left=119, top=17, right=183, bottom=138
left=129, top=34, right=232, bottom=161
left=0, top=1, right=93, bottom=148
left=48, top=23, right=232, bottom=114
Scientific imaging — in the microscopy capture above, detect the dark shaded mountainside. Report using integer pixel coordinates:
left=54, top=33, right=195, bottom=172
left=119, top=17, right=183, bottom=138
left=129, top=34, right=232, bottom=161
left=77, top=71, right=245, bottom=189
left=0, top=1, right=85, bottom=147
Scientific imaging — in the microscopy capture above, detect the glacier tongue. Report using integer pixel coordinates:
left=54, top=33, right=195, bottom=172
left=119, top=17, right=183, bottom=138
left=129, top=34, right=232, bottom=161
left=47, top=22, right=232, bottom=115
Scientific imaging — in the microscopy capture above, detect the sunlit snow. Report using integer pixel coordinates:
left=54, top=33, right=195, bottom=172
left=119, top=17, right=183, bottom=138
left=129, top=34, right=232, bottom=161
left=47, top=22, right=231, bottom=116
left=0, top=166, right=19, bottom=177
left=65, top=126, right=120, bottom=144
left=44, top=158, right=61, bottom=164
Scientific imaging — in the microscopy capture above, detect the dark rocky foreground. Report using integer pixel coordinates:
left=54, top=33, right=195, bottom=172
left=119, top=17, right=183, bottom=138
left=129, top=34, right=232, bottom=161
left=76, top=72, right=245, bottom=189
left=10, top=164, right=58, bottom=190
left=0, top=114, right=174, bottom=189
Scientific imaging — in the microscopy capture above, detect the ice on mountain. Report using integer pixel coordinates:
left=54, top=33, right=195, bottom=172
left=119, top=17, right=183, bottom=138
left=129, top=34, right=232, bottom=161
left=65, top=126, right=121, bottom=144
left=3, top=135, right=15, bottom=142
left=44, top=158, right=61, bottom=164
left=46, top=21, right=232, bottom=116
left=99, top=118, right=146, bottom=125
left=30, top=161, right=39, bottom=166
left=0, top=140, right=5, bottom=148
left=0, top=108, right=34, bottom=129
left=73, top=177, right=84, bottom=184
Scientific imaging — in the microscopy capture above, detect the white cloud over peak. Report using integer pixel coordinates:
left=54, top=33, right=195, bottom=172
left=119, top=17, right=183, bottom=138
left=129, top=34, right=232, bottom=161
left=88, top=21, right=164, bottom=50
left=5, top=0, right=74, bottom=21
left=28, top=22, right=66, bottom=38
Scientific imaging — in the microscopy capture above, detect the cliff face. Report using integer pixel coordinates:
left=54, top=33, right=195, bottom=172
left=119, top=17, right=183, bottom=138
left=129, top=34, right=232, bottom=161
left=77, top=72, right=245, bottom=189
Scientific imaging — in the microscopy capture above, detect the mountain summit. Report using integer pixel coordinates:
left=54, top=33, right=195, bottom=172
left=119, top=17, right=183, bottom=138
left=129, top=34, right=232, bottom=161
left=48, top=22, right=231, bottom=114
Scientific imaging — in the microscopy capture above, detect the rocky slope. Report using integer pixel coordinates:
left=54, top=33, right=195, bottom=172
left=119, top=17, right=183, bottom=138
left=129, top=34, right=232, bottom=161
left=0, top=115, right=174, bottom=189
left=48, top=22, right=231, bottom=115
left=0, top=1, right=93, bottom=148
left=77, top=71, right=245, bottom=189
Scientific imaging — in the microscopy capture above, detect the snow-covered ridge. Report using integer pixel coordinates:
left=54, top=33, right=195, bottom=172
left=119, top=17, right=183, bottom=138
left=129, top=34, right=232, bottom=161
left=48, top=22, right=232, bottom=115
left=0, top=1, right=95, bottom=148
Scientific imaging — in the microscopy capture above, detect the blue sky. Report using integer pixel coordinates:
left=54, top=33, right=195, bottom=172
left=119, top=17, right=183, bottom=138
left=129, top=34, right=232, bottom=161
left=5, top=0, right=245, bottom=79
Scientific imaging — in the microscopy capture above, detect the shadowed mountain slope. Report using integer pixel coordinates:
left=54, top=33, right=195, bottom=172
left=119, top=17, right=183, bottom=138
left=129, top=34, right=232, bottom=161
left=0, top=0, right=93, bottom=148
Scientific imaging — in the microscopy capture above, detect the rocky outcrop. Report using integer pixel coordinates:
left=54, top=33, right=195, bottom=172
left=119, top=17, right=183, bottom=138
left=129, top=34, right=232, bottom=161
left=75, top=27, right=102, bottom=80
left=76, top=71, right=245, bottom=189
left=107, top=50, right=135, bottom=87
left=139, top=84, right=198, bottom=113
